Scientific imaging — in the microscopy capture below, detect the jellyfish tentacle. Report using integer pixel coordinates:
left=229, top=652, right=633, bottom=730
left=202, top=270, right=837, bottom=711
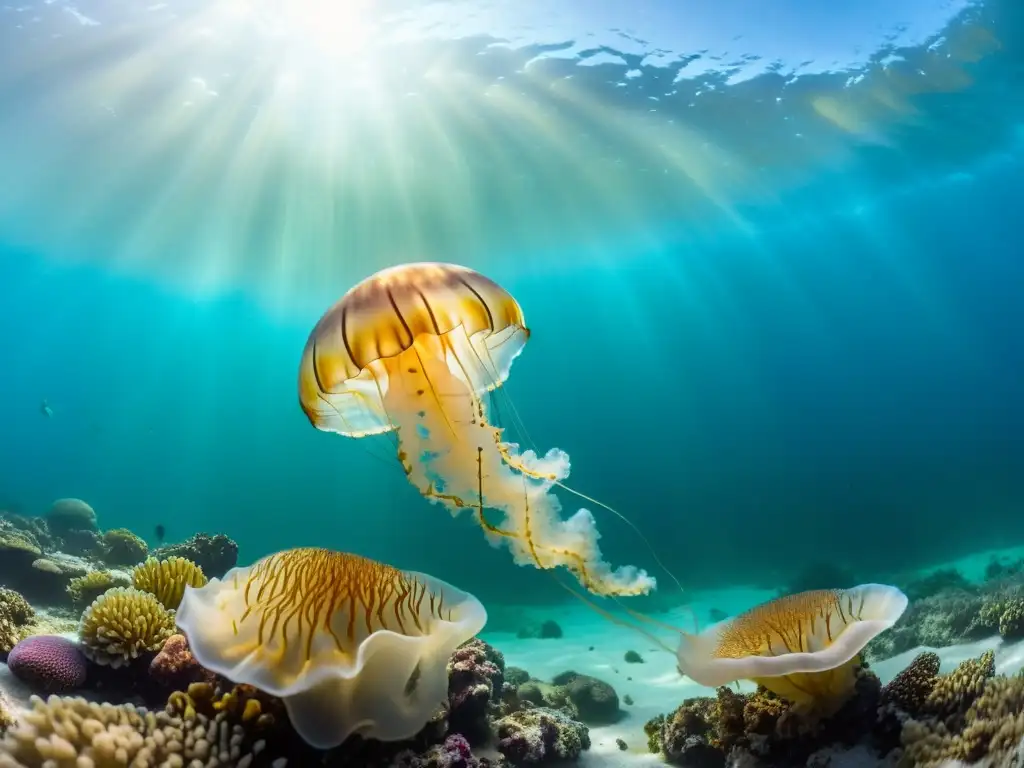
left=299, top=262, right=655, bottom=598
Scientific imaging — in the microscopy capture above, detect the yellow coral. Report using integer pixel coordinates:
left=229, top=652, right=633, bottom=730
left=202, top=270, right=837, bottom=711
left=0, top=587, right=34, bottom=655
left=0, top=694, right=277, bottom=766
left=132, top=556, right=207, bottom=610
left=101, top=528, right=148, bottom=566
left=66, top=571, right=118, bottom=606
left=79, top=587, right=176, bottom=668
left=902, top=658, right=1024, bottom=766
left=0, top=532, right=41, bottom=558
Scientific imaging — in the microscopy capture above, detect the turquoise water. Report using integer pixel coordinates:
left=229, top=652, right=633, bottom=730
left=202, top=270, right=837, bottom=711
left=1, top=0, right=1022, bottom=607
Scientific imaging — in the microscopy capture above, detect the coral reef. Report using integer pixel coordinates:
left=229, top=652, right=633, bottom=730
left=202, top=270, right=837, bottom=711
left=100, top=528, right=148, bottom=566
left=131, top=556, right=207, bottom=610
left=865, top=566, right=1024, bottom=662
left=495, top=708, right=590, bottom=764
left=447, top=639, right=506, bottom=743
left=149, top=634, right=216, bottom=690
left=66, top=570, right=122, bottom=607
left=6, top=636, right=87, bottom=693
left=0, top=588, right=34, bottom=656
left=0, top=631, right=590, bottom=767
left=643, top=650, right=1024, bottom=768
left=78, top=586, right=176, bottom=668
left=152, top=533, right=238, bottom=579
left=0, top=693, right=285, bottom=767
left=972, top=590, right=1024, bottom=641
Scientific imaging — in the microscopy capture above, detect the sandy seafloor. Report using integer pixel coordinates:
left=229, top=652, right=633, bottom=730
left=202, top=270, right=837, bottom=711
left=3, top=545, right=1024, bottom=767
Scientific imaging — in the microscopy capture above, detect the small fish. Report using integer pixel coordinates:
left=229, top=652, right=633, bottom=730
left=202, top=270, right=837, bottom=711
left=154, top=524, right=166, bottom=543
left=40, top=399, right=53, bottom=418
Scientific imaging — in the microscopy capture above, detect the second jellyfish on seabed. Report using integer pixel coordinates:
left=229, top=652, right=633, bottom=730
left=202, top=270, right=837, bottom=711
left=297, top=261, right=655, bottom=598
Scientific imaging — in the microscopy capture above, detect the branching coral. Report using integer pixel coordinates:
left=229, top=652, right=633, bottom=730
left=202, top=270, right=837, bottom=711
left=973, top=593, right=1024, bottom=640
left=901, top=652, right=1023, bottom=766
left=131, top=556, right=206, bottom=610
left=79, top=587, right=176, bottom=668
left=100, top=528, right=148, bottom=566
left=0, top=694, right=285, bottom=767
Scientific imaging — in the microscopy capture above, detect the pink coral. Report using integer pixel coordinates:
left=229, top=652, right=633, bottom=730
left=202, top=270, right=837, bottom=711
left=7, top=635, right=87, bottom=692
left=447, top=639, right=505, bottom=742
left=148, top=633, right=214, bottom=689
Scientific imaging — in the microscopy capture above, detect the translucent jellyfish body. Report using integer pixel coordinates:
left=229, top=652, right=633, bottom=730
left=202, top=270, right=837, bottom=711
left=175, top=547, right=487, bottom=748
left=676, top=584, right=908, bottom=709
left=298, top=262, right=654, bottom=597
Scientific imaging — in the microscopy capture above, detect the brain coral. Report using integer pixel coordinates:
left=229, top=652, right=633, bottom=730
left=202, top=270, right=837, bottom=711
left=46, top=498, right=98, bottom=533
left=6, top=635, right=87, bottom=693
left=79, top=587, right=176, bottom=668
left=131, top=556, right=206, bottom=610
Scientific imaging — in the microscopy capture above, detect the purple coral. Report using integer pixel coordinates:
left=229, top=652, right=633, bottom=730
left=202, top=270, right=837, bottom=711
left=393, top=735, right=490, bottom=768
left=7, top=635, right=87, bottom=692
left=447, top=639, right=505, bottom=742
left=435, top=734, right=480, bottom=768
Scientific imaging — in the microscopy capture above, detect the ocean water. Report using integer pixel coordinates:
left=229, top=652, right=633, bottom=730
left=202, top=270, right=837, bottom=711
left=0, top=0, right=1022, bottom=615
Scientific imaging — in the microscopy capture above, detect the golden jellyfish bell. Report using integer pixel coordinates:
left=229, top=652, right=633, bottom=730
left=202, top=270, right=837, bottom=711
left=298, top=262, right=529, bottom=437
left=299, top=262, right=655, bottom=599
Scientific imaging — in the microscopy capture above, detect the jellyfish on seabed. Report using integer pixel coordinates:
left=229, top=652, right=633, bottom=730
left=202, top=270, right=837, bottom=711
left=297, top=262, right=655, bottom=598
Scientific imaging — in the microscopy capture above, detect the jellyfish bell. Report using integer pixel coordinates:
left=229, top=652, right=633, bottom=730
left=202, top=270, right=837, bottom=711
left=298, top=262, right=528, bottom=438
left=298, top=261, right=656, bottom=598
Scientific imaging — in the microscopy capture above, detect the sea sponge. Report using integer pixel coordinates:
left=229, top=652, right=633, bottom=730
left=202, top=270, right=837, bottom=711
left=175, top=546, right=488, bottom=748
left=79, top=586, right=176, bottom=668
left=0, top=694, right=277, bottom=766
left=675, top=584, right=907, bottom=710
left=0, top=587, right=35, bottom=655
left=132, top=556, right=206, bottom=610
left=100, top=528, right=148, bottom=566
left=66, top=570, right=118, bottom=606
left=6, top=636, right=87, bottom=693
left=45, top=498, right=98, bottom=533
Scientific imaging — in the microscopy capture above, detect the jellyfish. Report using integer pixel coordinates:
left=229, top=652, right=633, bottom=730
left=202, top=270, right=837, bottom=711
left=298, top=262, right=654, bottom=597
left=674, top=584, right=908, bottom=711
left=176, top=547, right=487, bottom=748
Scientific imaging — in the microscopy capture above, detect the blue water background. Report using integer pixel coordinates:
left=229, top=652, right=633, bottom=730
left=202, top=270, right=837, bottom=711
left=1, top=0, right=1023, bottom=605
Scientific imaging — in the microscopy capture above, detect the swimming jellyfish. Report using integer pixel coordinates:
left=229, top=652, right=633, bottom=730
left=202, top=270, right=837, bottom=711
left=298, top=262, right=654, bottom=597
